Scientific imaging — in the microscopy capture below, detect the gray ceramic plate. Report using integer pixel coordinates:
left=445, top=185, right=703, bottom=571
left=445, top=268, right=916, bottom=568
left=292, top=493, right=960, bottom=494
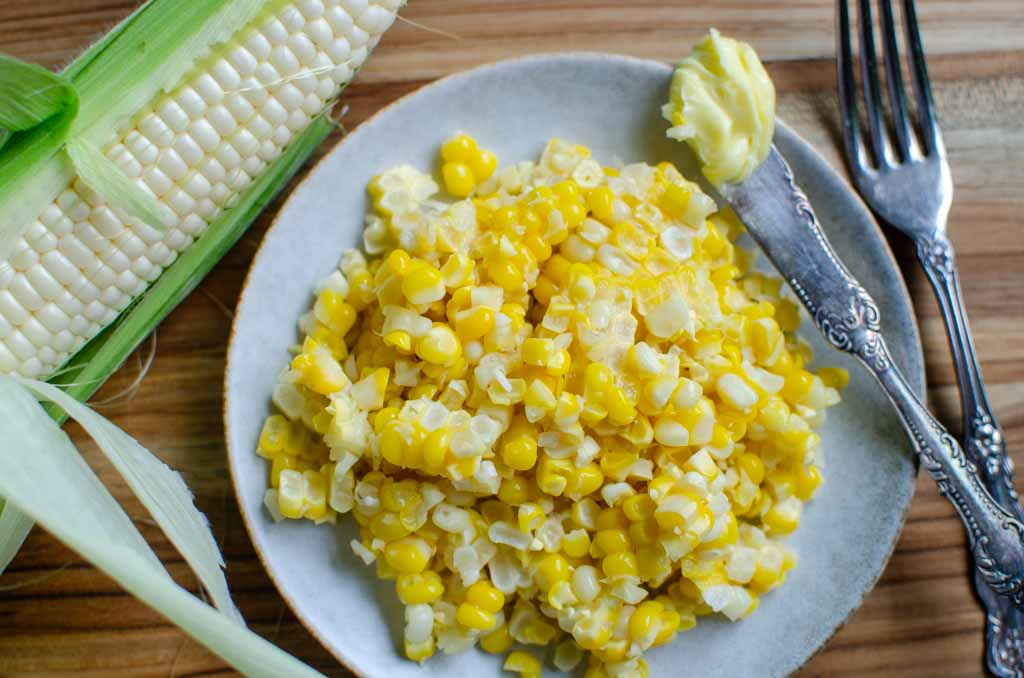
left=225, top=54, right=924, bottom=678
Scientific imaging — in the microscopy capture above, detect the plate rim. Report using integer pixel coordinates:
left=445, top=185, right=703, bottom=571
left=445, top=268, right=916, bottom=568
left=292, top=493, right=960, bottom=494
left=223, top=51, right=924, bottom=678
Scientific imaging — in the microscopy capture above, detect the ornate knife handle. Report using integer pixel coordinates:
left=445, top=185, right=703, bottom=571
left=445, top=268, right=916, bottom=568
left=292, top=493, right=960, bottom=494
left=807, top=280, right=1024, bottom=606
left=720, top=149, right=1024, bottom=608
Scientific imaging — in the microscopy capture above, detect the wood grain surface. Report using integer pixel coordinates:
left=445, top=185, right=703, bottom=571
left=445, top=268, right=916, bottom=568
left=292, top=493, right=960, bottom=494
left=1, top=1, right=1022, bottom=676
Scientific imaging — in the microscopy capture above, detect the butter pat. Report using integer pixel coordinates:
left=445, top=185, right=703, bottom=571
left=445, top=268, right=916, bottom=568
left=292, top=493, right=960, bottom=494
left=662, top=29, right=775, bottom=186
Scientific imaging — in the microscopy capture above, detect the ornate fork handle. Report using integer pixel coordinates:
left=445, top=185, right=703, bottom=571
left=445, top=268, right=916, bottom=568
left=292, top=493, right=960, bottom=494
left=916, top=234, right=1018, bottom=507
left=916, top=234, right=1024, bottom=676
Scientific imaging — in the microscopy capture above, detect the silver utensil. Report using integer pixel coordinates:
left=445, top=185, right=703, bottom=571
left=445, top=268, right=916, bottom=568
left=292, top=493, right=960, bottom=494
left=835, top=1, right=1023, bottom=673
left=715, top=147, right=1024, bottom=612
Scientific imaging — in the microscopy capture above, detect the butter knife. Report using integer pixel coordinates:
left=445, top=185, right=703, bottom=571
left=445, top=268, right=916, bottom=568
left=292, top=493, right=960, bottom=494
left=717, top=147, right=1024, bottom=606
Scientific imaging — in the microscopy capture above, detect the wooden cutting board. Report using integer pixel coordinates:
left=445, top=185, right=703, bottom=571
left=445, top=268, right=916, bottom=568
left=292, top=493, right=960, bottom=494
left=1, top=1, right=1022, bottom=675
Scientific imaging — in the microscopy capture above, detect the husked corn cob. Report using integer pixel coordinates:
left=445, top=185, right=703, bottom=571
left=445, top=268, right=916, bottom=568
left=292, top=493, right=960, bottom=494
left=0, top=0, right=401, bottom=378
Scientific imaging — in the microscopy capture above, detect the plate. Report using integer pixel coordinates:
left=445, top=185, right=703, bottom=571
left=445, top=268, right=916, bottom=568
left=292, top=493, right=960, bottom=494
left=225, top=53, right=924, bottom=678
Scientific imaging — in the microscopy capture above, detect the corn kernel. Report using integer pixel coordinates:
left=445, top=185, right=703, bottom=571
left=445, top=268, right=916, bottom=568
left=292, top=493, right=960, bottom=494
left=384, top=536, right=432, bottom=574
left=396, top=571, right=444, bottom=605
left=443, top=161, right=476, bottom=197
left=504, top=651, right=541, bottom=678
left=416, top=324, right=462, bottom=365
left=480, top=624, right=513, bottom=654
left=562, top=529, right=592, bottom=558
left=602, top=551, right=639, bottom=577
left=457, top=602, right=496, bottom=630
left=467, top=580, right=505, bottom=613
left=536, top=553, right=570, bottom=589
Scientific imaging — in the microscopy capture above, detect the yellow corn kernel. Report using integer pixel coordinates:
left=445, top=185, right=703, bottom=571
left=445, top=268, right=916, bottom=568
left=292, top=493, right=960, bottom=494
left=441, top=134, right=478, bottom=163
left=629, top=519, right=660, bottom=547
left=466, top=580, right=505, bottom=613
left=566, top=464, right=604, bottom=498
left=781, top=369, right=814, bottom=403
left=501, top=434, right=538, bottom=471
left=817, top=366, right=849, bottom=390
left=602, top=551, right=639, bottom=577
left=370, top=511, right=412, bottom=541
left=258, top=415, right=291, bottom=457
left=404, top=636, right=434, bottom=663
left=504, top=651, right=542, bottom=678
left=543, top=254, right=572, bottom=284
left=454, top=306, right=495, bottom=341
left=622, top=494, right=655, bottom=521
left=269, top=454, right=300, bottom=488
left=415, top=324, right=462, bottom=366
left=593, top=528, right=631, bottom=556
left=383, top=330, right=413, bottom=353
left=587, top=186, right=615, bottom=222
left=402, top=263, right=446, bottom=305
left=537, top=457, right=572, bottom=496
left=647, top=474, right=676, bottom=501
left=301, top=469, right=328, bottom=520
left=599, top=452, right=638, bottom=481
left=470, top=149, right=498, bottom=181
left=396, top=571, right=444, bottom=605
left=380, top=479, right=419, bottom=513
left=795, top=465, right=823, bottom=501
left=292, top=345, right=348, bottom=395
left=456, top=602, right=496, bottom=630
left=595, top=506, right=629, bottom=531
left=497, top=475, right=530, bottom=505
left=738, top=453, right=766, bottom=485
left=660, top=181, right=691, bottom=218
left=653, top=607, right=682, bottom=646
left=574, top=611, right=614, bottom=651
left=562, top=529, right=592, bottom=558
left=518, top=502, right=546, bottom=532
left=443, top=161, right=476, bottom=197
left=628, top=600, right=664, bottom=643
left=751, top=317, right=782, bottom=362
left=480, top=624, right=513, bottom=654
left=384, top=536, right=432, bottom=574
left=535, top=553, right=570, bottom=589
left=763, top=499, right=801, bottom=534
left=605, top=387, right=637, bottom=426
left=277, top=469, right=304, bottom=519
left=521, top=337, right=554, bottom=366
left=315, top=290, right=358, bottom=337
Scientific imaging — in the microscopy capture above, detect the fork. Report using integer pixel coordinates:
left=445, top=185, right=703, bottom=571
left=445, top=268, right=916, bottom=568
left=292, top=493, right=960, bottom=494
left=836, top=1, right=1024, bottom=674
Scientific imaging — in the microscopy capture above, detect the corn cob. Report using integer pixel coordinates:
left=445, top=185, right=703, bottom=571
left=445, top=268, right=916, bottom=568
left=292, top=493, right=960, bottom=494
left=0, top=0, right=401, bottom=378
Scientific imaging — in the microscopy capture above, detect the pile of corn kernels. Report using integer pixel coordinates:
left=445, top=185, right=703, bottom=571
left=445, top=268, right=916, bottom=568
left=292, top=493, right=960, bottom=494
left=257, top=134, right=846, bottom=678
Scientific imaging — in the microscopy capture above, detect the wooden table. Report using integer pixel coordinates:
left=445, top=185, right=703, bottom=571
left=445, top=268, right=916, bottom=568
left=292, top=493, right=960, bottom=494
left=1, top=1, right=1022, bottom=676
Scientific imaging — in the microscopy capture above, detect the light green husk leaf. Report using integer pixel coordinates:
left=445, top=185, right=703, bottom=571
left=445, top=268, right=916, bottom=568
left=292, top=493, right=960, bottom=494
left=0, top=54, right=78, bottom=153
left=66, top=138, right=177, bottom=230
left=0, top=377, right=324, bottom=677
left=0, top=501, right=34, bottom=573
left=17, top=377, right=238, bottom=620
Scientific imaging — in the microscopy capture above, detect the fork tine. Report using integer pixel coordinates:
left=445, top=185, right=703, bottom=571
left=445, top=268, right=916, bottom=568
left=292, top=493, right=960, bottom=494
left=856, top=0, right=890, bottom=167
left=901, top=0, right=942, bottom=153
left=836, top=0, right=869, bottom=173
left=878, top=0, right=913, bottom=160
